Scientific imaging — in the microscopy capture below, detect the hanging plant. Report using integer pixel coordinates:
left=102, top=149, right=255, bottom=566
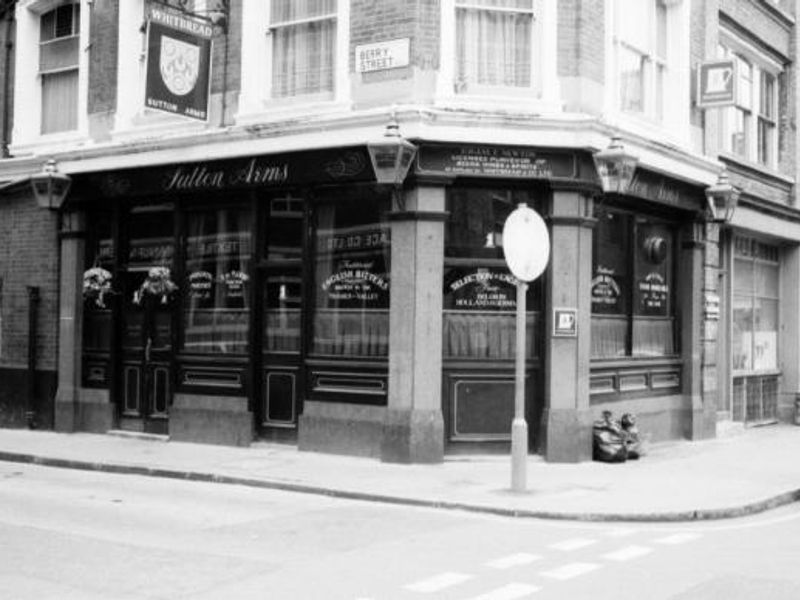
left=134, top=266, right=178, bottom=305
left=83, top=267, right=113, bottom=308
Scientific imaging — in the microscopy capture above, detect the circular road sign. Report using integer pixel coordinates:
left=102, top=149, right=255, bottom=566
left=502, top=203, right=550, bottom=282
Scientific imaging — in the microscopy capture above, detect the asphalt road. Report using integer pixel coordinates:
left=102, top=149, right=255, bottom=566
left=2, top=461, right=800, bottom=600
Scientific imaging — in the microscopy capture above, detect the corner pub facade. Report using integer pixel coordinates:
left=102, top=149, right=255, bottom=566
left=0, top=0, right=798, bottom=463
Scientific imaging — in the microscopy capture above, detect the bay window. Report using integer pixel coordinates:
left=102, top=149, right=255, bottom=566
left=591, top=208, right=677, bottom=359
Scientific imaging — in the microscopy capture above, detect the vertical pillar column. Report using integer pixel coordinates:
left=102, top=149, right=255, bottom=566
left=680, top=221, right=715, bottom=439
left=541, top=188, right=595, bottom=462
left=381, top=185, right=447, bottom=463
left=54, top=210, right=86, bottom=432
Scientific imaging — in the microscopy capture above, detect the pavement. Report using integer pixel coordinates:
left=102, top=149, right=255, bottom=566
left=1, top=424, right=800, bottom=522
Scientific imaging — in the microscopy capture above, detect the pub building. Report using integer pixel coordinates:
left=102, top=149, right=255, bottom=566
left=54, top=125, right=718, bottom=464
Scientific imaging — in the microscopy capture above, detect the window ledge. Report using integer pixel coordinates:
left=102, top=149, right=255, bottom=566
left=10, top=130, right=91, bottom=156
left=235, top=100, right=352, bottom=127
left=606, top=111, right=691, bottom=151
left=591, top=356, right=682, bottom=369
left=732, top=369, right=782, bottom=377
left=434, top=93, right=563, bottom=116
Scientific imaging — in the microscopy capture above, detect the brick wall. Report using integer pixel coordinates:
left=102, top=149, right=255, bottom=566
left=88, top=0, right=119, bottom=115
left=0, top=194, right=59, bottom=372
left=211, top=0, right=241, bottom=95
left=557, top=0, right=604, bottom=82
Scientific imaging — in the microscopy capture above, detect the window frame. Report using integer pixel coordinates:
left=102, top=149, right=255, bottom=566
left=437, top=0, right=560, bottom=111
left=604, top=0, right=690, bottom=145
left=717, top=34, right=783, bottom=170
left=238, top=0, right=350, bottom=122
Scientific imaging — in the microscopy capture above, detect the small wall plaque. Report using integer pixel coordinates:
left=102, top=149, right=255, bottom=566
left=553, top=308, right=578, bottom=337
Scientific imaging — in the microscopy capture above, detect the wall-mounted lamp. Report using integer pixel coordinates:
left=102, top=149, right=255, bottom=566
left=592, top=135, right=639, bottom=195
left=366, top=112, right=417, bottom=210
left=31, top=159, right=71, bottom=210
left=705, top=167, right=740, bottom=224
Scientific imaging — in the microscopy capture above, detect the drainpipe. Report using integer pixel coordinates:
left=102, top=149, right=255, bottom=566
left=1, top=1, right=14, bottom=158
left=26, top=285, right=39, bottom=428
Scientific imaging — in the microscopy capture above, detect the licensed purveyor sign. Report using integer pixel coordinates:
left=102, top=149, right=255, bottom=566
left=145, top=8, right=213, bottom=121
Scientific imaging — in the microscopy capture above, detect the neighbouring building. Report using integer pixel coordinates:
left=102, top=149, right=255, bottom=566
left=0, top=0, right=797, bottom=463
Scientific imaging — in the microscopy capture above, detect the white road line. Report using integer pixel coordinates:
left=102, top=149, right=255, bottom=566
left=602, top=545, right=653, bottom=561
left=486, top=553, right=543, bottom=569
left=404, top=572, right=473, bottom=593
left=653, top=532, right=702, bottom=545
left=463, top=582, right=542, bottom=600
left=550, top=537, right=597, bottom=551
left=605, top=527, right=639, bottom=537
left=540, top=562, right=601, bottom=580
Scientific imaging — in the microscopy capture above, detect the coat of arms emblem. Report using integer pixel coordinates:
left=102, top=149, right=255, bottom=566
left=160, top=35, right=200, bottom=96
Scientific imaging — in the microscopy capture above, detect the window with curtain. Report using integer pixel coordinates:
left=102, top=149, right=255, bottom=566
left=270, top=0, right=337, bottom=99
left=443, top=188, right=541, bottom=360
left=718, top=42, right=782, bottom=168
left=455, top=0, right=534, bottom=92
left=39, top=3, right=80, bottom=134
left=732, top=236, right=779, bottom=373
left=312, top=190, right=391, bottom=358
left=591, top=208, right=677, bottom=359
left=615, top=0, right=667, bottom=122
left=183, top=208, right=253, bottom=354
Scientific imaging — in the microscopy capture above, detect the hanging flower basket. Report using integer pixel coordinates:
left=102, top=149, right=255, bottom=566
left=83, top=267, right=113, bottom=308
left=134, top=266, right=178, bottom=305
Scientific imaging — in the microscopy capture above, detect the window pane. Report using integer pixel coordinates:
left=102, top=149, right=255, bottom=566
left=753, top=298, right=778, bottom=370
left=456, top=7, right=532, bottom=88
left=267, top=194, right=304, bottom=260
left=619, top=46, right=645, bottom=114
left=617, top=0, right=650, bottom=49
left=634, top=221, right=673, bottom=317
left=442, top=267, right=537, bottom=359
left=592, top=211, right=629, bottom=316
left=755, top=261, right=779, bottom=298
left=41, top=70, right=78, bottom=134
left=758, top=118, right=774, bottom=165
left=271, top=0, right=336, bottom=23
left=312, top=192, right=391, bottom=357
left=591, top=315, right=628, bottom=358
left=732, top=294, right=753, bottom=371
left=445, top=188, right=526, bottom=259
left=760, top=71, right=775, bottom=118
left=736, top=55, right=752, bottom=109
left=734, top=257, right=753, bottom=293
left=183, top=208, right=252, bottom=354
left=632, top=317, right=675, bottom=356
left=272, top=19, right=336, bottom=97
left=264, top=268, right=302, bottom=353
left=655, top=1, right=667, bottom=60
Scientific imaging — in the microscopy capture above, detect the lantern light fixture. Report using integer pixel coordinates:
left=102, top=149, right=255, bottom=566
left=31, top=159, right=71, bottom=211
left=366, top=111, right=418, bottom=201
left=592, top=135, right=639, bottom=195
left=705, top=167, right=740, bottom=224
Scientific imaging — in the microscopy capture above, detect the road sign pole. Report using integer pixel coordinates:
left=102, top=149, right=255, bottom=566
left=511, top=280, right=528, bottom=493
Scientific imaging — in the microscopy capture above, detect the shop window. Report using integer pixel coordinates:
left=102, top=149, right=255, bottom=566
left=591, top=209, right=677, bottom=359
left=718, top=42, right=782, bottom=168
left=312, top=190, right=391, bottom=358
left=183, top=208, right=253, bottom=354
left=443, top=188, right=540, bottom=360
left=39, top=2, right=80, bottom=134
left=732, top=236, right=779, bottom=373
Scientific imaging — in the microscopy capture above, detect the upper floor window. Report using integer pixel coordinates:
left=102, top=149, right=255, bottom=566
left=455, top=0, right=534, bottom=92
left=614, top=0, right=668, bottom=121
left=718, top=42, right=782, bottom=168
left=39, top=2, right=80, bottom=134
left=269, top=0, right=337, bottom=99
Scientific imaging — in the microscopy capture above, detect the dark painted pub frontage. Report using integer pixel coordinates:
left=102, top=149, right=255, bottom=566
left=56, top=139, right=713, bottom=463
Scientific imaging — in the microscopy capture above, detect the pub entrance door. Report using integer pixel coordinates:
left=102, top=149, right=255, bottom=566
left=116, top=205, right=176, bottom=434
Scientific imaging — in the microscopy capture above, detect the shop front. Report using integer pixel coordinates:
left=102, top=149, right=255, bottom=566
left=57, top=138, right=715, bottom=462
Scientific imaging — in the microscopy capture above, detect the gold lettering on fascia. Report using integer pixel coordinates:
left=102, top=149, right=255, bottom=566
left=164, top=158, right=289, bottom=192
